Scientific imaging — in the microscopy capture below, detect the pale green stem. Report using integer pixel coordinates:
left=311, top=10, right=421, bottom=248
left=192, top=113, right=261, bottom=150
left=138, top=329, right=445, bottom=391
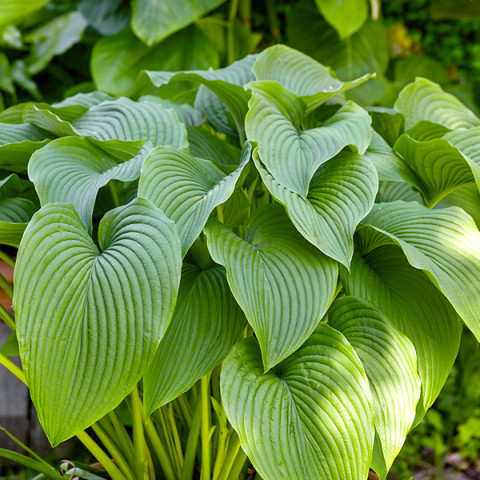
left=181, top=397, right=202, bottom=480
left=200, top=374, right=212, bottom=480
left=0, top=250, right=15, bottom=268
left=131, top=385, right=149, bottom=480
left=143, top=418, right=176, bottom=480
left=0, top=304, right=15, bottom=330
left=0, top=353, right=26, bottom=384
left=0, top=272, right=13, bottom=299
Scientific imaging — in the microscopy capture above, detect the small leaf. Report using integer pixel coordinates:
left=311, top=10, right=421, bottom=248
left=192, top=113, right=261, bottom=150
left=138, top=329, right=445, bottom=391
left=205, top=204, right=338, bottom=370
left=143, top=262, right=245, bottom=415
left=14, top=198, right=182, bottom=445
left=315, top=0, right=368, bottom=39
left=221, top=324, right=374, bottom=480
left=394, top=78, right=480, bottom=130
left=138, top=142, right=250, bottom=255
left=329, top=296, right=421, bottom=479
left=255, top=151, right=378, bottom=266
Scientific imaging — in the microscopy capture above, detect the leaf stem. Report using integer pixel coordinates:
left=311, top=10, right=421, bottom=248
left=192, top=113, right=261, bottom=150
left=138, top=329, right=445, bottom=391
left=0, top=272, right=13, bottom=299
left=0, top=353, right=26, bottom=384
left=0, top=250, right=15, bottom=268
left=228, top=0, right=240, bottom=65
left=109, top=181, right=120, bottom=208
left=181, top=396, right=202, bottom=480
left=76, top=430, right=127, bottom=480
left=201, top=374, right=212, bottom=480
left=131, top=385, right=149, bottom=480
left=0, top=304, right=15, bottom=330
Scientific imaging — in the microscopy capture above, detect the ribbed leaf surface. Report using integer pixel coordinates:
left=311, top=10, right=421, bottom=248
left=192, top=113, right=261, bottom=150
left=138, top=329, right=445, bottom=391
left=204, top=204, right=338, bottom=370
left=252, top=45, right=372, bottom=113
left=394, top=78, right=480, bottom=130
left=29, top=138, right=153, bottom=230
left=245, top=81, right=371, bottom=196
left=138, top=143, right=250, bottom=255
left=221, top=325, right=374, bottom=480
left=329, top=296, right=421, bottom=479
left=360, top=201, right=480, bottom=343
left=14, top=199, right=182, bottom=445
left=255, top=151, right=378, bottom=266
left=144, top=263, right=245, bottom=415
left=341, top=247, right=461, bottom=419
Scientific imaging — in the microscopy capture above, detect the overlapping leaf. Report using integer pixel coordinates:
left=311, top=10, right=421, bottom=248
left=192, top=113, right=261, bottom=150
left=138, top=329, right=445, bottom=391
left=341, top=247, right=461, bottom=419
left=29, top=138, right=153, bottom=230
left=395, top=78, right=480, bottom=130
left=14, top=198, right=182, bottom=445
left=246, top=81, right=371, bottom=196
left=144, top=262, right=245, bottom=415
left=252, top=45, right=373, bottom=113
left=221, top=324, right=374, bottom=480
left=359, top=201, right=480, bottom=344
left=254, top=151, right=377, bottom=266
left=329, top=296, right=421, bottom=479
left=205, top=204, right=338, bottom=370
left=138, top=143, right=250, bottom=255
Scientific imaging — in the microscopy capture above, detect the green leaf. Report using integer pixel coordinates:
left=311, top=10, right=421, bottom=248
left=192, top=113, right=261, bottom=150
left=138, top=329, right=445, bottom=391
left=135, top=55, right=256, bottom=139
left=14, top=198, right=182, bottom=445
left=0, top=53, right=14, bottom=95
left=29, top=138, right=153, bottom=230
left=132, top=0, right=226, bottom=46
left=394, top=78, right=480, bottom=130
left=143, top=262, right=245, bottom=415
left=360, top=201, right=480, bottom=345
left=0, top=331, right=19, bottom=357
left=329, top=296, right=421, bottom=479
left=246, top=81, right=372, bottom=196
left=288, top=4, right=389, bottom=105
left=139, top=96, right=205, bottom=127
left=92, top=26, right=219, bottom=96
left=0, top=0, right=49, bottom=27
left=315, top=0, right=368, bottom=38
left=437, top=184, right=480, bottom=227
left=254, top=151, right=378, bottom=266
left=221, top=324, right=374, bottom=480
left=365, top=107, right=404, bottom=147
left=205, top=204, right=338, bottom=370
left=24, top=11, right=88, bottom=75
left=52, top=91, right=113, bottom=110
left=138, top=142, right=250, bottom=255
left=251, top=45, right=373, bottom=113
left=377, top=181, right=423, bottom=204
left=341, top=247, right=461, bottom=419
left=79, top=0, right=130, bottom=36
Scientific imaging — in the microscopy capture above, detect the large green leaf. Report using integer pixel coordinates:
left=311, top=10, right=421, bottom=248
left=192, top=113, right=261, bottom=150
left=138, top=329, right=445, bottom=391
left=359, top=201, right=480, bottom=344
left=0, top=0, right=49, bottom=26
left=394, top=78, right=480, bottom=130
left=315, top=0, right=368, bottom=38
left=205, top=204, right=338, bottom=370
left=138, top=143, right=250, bottom=255
left=143, top=261, right=245, bottom=415
left=221, top=324, right=374, bottom=480
left=254, top=151, right=378, bottom=266
left=288, top=4, right=389, bottom=105
left=132, top=0, right=226, bottom=46
left=92, top=26, right=219, bottom=96
left=251, top=45, right=373, bottom=113
left=246, top=81, right=371, bottom=196
left=29, top=138, right=152, bottom=230
left=341, top=247, right=461, bottom=419
left=14, top=198, right=182, bottom=445
left=135, top=55, right=256, bottom=139
left=329, top=296, right=421, bottom=479
left=437, top=184, right=480, bottom=227
left=25, top=98, right=189, bottom=147
left=139, top=96, right=205, bottom=127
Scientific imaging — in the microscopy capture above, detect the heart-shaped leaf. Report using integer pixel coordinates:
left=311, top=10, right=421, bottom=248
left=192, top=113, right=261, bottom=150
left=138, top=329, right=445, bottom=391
left=14, top=198, right=182, bottom=446
left=221, top=324, right=374, bottom=480
left=204, top=204, right=338, bottom=370
left=138, top=143, right=250, bottom=255
left=143, top=261, right=245, bottom=416
left=315, top=0, right=368, bottom=39
left=29, top=138, right=153, bottom=230
left=341, top=247, right=461, bottom=420
left=245, top=81, right=371, bottom=196
left=329, top=296, right=421, bottom=479
left=394, top=78, right=480, bottom=130
left=254, top=151, right=378, bottom=266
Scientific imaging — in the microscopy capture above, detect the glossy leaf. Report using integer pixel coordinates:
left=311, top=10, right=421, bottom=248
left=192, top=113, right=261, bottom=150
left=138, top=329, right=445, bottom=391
left=329, top=296, right=421, bottom=479
left=221, top=324, right=374, bottom=480
left=14, top=199, right=182, bottom=445
left=29, top=138, right=153, bottom=230
left=138, top=143, right=250, bottom=255
left=394, top=78, right=480, bottom=130
left=143, top=262, right=245, bottom=415
left=246, top=81, right=372, bottom=196
left=254, top=151, right=378, bottom=266
left=315, top=0, right=368, bottom=39
left=132, top=0, right=226, bottom=46
left=205, top=204, right=338, bottom=370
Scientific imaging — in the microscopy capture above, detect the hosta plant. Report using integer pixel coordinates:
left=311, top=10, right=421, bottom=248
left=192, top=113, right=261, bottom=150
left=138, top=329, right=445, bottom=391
left=1, top=44, right=480, bottom=480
